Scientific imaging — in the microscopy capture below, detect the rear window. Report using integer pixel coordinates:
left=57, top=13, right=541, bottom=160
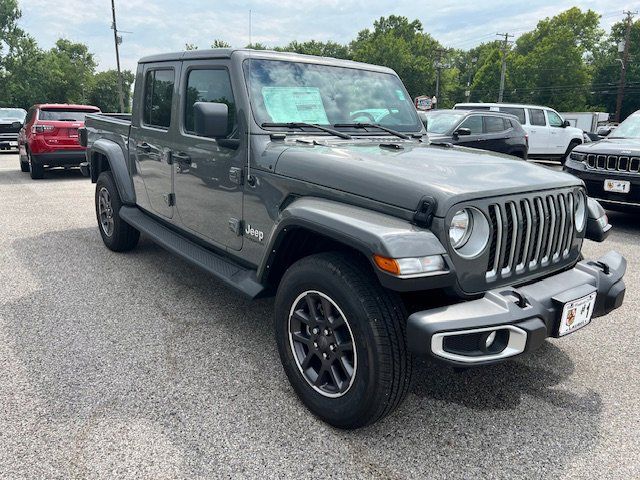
left=484, top=116, right=507, bottom=133
left=498, top=107, right=525, bottom=124
left=38, top=109, right=98, bottom=122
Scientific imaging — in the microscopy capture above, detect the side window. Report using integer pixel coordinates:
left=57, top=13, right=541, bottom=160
left=458, top=115, right=483, bottom=134
left=484, top=116, right=507, bottom=133
left=143, top=69, right=175, bottom=128
left=528, top=108, right=546, bottom=126
left=547, top=110, right=563, bottom=127
left=184, top=69, right=237, bottom=137
left=499, top=107, right=525, bottom=124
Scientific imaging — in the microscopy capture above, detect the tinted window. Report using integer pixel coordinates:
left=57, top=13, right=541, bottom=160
left=528, top=108, right=546, bottom=126
left=459, top=115, right=483, bottom=134
left=143, top=69, right=175, bottom=128
left=484, top=116, right=506, bottom=133
left=184, top=69, right=236, bottom=137
left=547, top=110, right=563, bottom=127
left=499, top=107, right=525, bottom=124
left=38, top=109, right=99, bottom=121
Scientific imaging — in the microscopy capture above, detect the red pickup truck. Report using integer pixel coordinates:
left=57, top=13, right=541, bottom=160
left=19, top=103, right=100, bottom=179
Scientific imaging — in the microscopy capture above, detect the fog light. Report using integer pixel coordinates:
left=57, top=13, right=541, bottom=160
left=485, top=331, right=496, bottom=349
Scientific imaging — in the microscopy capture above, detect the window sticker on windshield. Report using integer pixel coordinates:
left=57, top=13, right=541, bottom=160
left=395, top=89, right=405, bottom=101
left=262, top=87, right=329, bottom=124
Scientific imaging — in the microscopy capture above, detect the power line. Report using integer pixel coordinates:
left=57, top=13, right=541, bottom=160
left=110, top=0, right=125, bottom=113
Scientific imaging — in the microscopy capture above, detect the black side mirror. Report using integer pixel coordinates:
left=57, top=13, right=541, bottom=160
left=11, top=121, right=22, bottom=129
left=194, top=102, right=228, bottom=138
left=453, top=127, right=471, bottom=138
left=563, top=120, right=570, bottom=128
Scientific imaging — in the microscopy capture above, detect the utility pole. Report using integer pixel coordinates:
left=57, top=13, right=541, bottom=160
left=615, top=10, right=636, bottom=123
left=465, top=56, right=478, bottom=102
left=434, top=48, right=449, bottom=108
left=111, top=0, right=125, bottom=113
left=496, top=32, right=513, bottom=103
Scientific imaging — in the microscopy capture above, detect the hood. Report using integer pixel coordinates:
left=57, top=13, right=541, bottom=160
left=274, top=139, right=581, bottom=216
left=574, top=137, right=640, bottom=157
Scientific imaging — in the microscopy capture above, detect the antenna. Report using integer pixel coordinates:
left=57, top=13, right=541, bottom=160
left=246, top=9, right=254, bottom=186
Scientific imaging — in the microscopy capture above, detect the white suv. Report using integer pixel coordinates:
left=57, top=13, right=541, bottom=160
left=454, top=103, right=583, bottom=162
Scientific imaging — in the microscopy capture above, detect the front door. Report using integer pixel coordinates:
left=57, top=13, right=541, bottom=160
left=133, top=63, right=179, bottom=219
left=546, top=109, right=569, bottom=155
left=526, top=108, right=549, bottom=156
left=172, top=61, right=243, bottom=250
left=454, top=114, right=485, bottom=149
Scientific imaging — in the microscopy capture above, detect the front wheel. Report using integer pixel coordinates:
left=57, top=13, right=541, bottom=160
left=95, top=171, right=140, bottom=252
left=28, top=152, right=44, bottom=179
left=20, top=156, right=29, bottom=172
left=275, top=252, right=412, bottom=429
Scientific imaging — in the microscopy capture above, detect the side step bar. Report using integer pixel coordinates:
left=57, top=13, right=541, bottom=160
left=119, top=206, right=265, bottom=299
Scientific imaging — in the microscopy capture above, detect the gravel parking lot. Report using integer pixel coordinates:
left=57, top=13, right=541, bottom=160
left=0, top=152, right=638, bottom=479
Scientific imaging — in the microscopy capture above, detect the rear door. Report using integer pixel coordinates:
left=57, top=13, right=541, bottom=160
left=482, top=115, right=510, bottom=154
left=172, top=60, right=243, bottom=250
left=526, top=108, right=549, bottom=156
left=132, top=63, right=179, bottom=219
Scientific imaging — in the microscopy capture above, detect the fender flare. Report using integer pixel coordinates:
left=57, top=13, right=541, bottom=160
left=257, top=197, right=448, bottom=283
left=89, top=138, right=136, bottom=205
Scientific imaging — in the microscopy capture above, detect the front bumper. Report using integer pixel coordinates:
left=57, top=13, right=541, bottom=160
left=407, top=251, right=626, bottom=366
left=565, top=160, right=640, bottom=207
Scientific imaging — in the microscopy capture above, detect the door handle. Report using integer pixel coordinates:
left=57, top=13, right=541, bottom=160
left=137, top=142, right=151, bottom=153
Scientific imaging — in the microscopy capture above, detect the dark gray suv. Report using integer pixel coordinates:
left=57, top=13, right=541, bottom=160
left=82, top=49, right=626, bottom=429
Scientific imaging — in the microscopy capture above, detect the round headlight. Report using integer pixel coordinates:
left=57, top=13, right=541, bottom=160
left=574, top=192, right=586, bottom=231
left=449, top=209, right=472, bottom=248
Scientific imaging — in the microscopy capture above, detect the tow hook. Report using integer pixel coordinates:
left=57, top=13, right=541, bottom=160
left=590, top=260, right=610, bottom=275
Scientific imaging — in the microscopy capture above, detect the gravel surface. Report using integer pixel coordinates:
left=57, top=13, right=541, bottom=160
left=0, top=153, right=638, bottom=479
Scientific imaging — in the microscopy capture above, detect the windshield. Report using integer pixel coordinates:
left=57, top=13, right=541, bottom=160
left=610, top=113, right=640, bottom=138
left=0, top=108, right=26, bottom=122
left=423, top=112, right=466, bottom=134
left=243, top=59, right=422, bottom=133
left=39, top=108, right=99, bottom=122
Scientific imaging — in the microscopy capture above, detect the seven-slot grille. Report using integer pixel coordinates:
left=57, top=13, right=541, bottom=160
left=486, top=191, right=578, bottom=281
left=585, top=154, right=640, bottom=173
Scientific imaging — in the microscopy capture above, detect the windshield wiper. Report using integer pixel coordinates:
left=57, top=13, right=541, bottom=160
left=261, top=122, right=352, bottom=139
left=333, top=123, right=411, bottom=140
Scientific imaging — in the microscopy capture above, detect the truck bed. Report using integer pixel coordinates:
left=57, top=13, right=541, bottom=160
left=84, top=112, right=131, bottom=157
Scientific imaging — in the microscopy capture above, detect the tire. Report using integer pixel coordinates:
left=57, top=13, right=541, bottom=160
left=20, top=157, right=29, bottom=172
left=95, top=171, right=140, bottom=252
left=275, top=252, right=411, bottom=429
left=562, top=140, right=581, bottom=165
left=28, top=152, right=44, bottom=179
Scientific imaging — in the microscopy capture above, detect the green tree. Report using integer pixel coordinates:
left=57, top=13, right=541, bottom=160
left=41, top=39, right=97, bottom=104
left=88, top=69, right=135, bottom=112
left=350, top=15, right=443, bottom=101
left=276, top=40, right=350, bottom=59
left=591, top=19, right=640, bottom=120
left=211, top=39, right=230, bottom=48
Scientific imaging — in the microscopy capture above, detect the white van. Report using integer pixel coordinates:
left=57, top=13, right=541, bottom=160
left=453, top=103, right=584, bottom=162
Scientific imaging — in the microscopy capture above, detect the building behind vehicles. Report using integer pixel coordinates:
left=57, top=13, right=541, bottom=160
left=420, top=109, right=528, bottom=159
left=565, top=110, right=640, bottom=209
left=454, top=102, right=583, bottom=162
left=0, top=108, right=27, bottom=151
left=561, top=111, right=610, bottom=134
left=19, top=103, right=101, bottom=179
left=83, top=49, right=625, bottom=429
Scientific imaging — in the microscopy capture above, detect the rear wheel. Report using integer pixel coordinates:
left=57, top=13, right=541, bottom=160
left=95, top=171, right=139, bottom=252
left=28, top=152, right=44, bottom=179
left=275, top=252, right=411, bottom=429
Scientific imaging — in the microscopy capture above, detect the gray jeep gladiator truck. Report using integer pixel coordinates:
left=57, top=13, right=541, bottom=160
left=82, top=49, right=626, bottom=429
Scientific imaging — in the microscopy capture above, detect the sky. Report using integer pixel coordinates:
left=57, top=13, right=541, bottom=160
left=17, top=0, right=640, bottom=73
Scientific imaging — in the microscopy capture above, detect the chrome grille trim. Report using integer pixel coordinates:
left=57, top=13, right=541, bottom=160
left=585, top=153, right=640, bottom=173
left=486, top=191, right=577, bottom=281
